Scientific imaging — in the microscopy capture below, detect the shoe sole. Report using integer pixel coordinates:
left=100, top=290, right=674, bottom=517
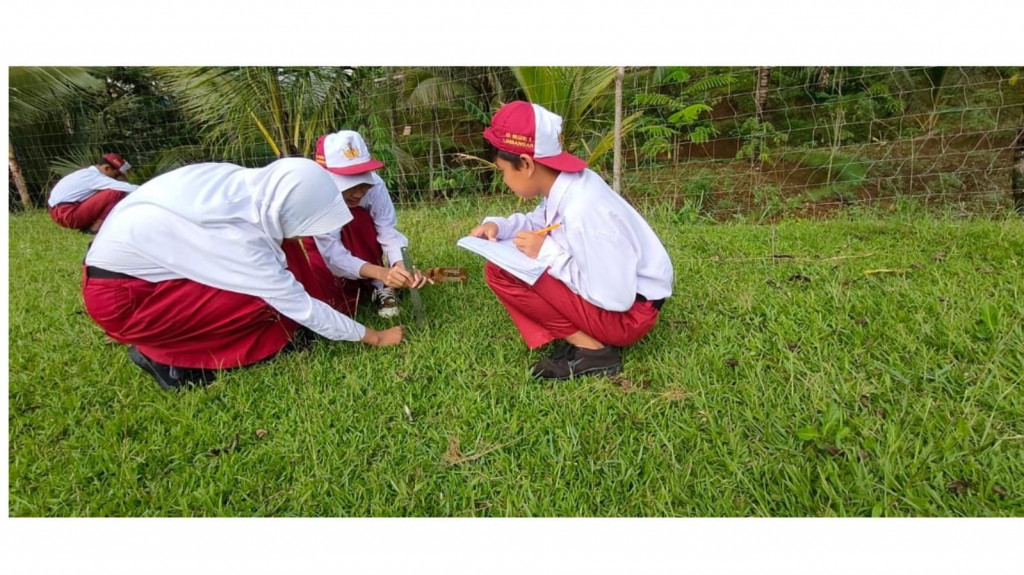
left=533, top=364, right=623, bottom=381
left=128, top=347, right=180, bottom=391
left=378, top=307, right=400, bottom=318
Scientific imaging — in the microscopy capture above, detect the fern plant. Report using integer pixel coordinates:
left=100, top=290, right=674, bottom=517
left=629, top=67, right=730, bottom=163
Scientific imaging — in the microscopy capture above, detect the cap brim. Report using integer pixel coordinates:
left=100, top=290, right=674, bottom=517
left=534, top=152, right=587, bottom=173
left=325, top=158, right=384, bottom=176
left=327, top=170, right=376, bottom=193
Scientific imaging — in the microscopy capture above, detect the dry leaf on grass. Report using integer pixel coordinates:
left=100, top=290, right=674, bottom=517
left=947, top=480, right=969, bottom=495
left=209, top=433, right=240, bottom=457
left=444, top=436, right=463, bottom=464
left=610, top=374, right=650, bottom=391
left=442, top=435, right=518, bottom=466
left=660, top=389, right=691, bottom=402
left=864, top=269, right=907, bottom=275
left=824, top=445, right=844, bottom=457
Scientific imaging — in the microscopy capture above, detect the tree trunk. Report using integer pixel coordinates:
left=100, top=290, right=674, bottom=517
left=818, top=67, right=831, bottom=91
left=753, top=67, right=773, bottom=171
left=9, top=140, right=33, bottom=209
left=433, top=106, right=445, bottom=200
left=1013, top=108, right=1024, bottom=215
left=755, top=67, right=772, bottom=124
left=613, top=66, right=625, bottom=193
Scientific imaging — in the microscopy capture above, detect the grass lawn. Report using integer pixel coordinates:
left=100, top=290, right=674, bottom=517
left=7, top=199, right=1024, bottom=516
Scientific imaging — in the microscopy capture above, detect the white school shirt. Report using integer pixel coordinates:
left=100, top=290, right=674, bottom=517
left=47, top=166, right=139, bottom=207
left=482, top=168, right=674, bottom=312
left=85, top=160, right=367, bottom=342
left=312, top=172, right=410, bottom=279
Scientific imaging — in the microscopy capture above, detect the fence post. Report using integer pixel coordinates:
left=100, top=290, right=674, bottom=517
left=1013, top=106, right=1024, bottom=215
left=613, top=66, right=625, bottom=193
left=755, top=66, right=772, bottom=124
left=9, top=140, right=33, bottom=209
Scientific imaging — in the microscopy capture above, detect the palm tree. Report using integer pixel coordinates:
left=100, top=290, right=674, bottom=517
left=9, top=143, right=32, bottom=209
left=398, top=67, right=519, bottom=197
left=509, top=66, right=642, bottom=168
left=9, top=66, right=104, bottom=208
left=10, top=67, right=201, bottom=208
left=154, top=67, right=359, bottom=164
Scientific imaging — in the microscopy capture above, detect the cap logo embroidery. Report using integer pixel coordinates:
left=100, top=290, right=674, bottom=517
left=343, top=143, right=361, bottom=159
left=501, top=132, right=533, bottom=149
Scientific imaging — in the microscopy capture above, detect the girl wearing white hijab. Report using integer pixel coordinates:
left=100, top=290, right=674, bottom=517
left=83, top=158, right=403, bottom=390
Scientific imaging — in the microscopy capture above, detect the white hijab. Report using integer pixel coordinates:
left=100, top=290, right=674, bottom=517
left=87, top=157, right=353, bottom=302
left=86, top=157, right=368, bottom=341
left=249, top=158, right=354, bottom=240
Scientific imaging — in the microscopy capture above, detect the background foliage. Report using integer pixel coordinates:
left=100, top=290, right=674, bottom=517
left=10, top=66, right=1024, bottom=216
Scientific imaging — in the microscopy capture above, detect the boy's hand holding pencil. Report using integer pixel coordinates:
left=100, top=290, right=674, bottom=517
left=533, top=222, right=561, bottom=236
left=513, top=222, right=560, bottom=258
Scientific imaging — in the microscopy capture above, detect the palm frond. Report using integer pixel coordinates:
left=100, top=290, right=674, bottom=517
left=9, top=67, right=104, bottom=120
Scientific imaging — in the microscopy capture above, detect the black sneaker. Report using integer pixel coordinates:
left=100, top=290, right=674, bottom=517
left=543, top=340, right=574, bottom=361
left=128, top=346, right=216, bottom=391
left=530, top=345, right=623, bottom=380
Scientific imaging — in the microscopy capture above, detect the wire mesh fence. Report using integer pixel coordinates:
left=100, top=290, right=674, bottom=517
left=9, top=66, right=1024, bottom=218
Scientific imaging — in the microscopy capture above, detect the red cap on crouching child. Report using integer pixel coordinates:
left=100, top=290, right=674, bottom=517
left=314, top=130, right=385, bottom=175
left=482, top=101, right=586, bottom=172
left=101, top=153, right=131, bottom=173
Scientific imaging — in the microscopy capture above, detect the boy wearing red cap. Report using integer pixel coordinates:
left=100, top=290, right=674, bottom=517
left=309, top=130, right=427, bottom=318
left=47, top=153, right=138, bottom=233
left=469, top=101, right=674, bottom=379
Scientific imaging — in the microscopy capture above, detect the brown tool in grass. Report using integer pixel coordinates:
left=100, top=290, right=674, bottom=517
left=424, top=267, right=468, bottom=283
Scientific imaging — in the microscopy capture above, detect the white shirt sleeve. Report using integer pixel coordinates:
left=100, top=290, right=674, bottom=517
left=364, top=178, right=408, bottom=266
left=535, top=213, right=640, bottom=312
left=312, top=232, right=366, bottom=280
left=482, top=202, right=548, bottom=239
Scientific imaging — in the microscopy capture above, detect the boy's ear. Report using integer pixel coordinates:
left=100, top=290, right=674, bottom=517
left=520, top=154, right=535, bottom=173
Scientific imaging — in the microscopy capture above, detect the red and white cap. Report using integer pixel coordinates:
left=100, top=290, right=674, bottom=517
left=482, top=101, right=586, bottom=172
left=314, top=130, right=383, bottom=192
left=315, top=130, right=384, bottom=175
left=101, top=153, right=131, bottom=173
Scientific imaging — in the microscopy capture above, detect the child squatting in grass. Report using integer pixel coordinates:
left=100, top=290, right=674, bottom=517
left=302, top=129, right=428, bottom=320
left=469, top=101, right=674, bottom=379
left=82, top=158, right=408, bottom=391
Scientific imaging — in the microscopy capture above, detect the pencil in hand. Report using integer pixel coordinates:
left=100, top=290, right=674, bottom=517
left=534, top=222, right=562, bottom=236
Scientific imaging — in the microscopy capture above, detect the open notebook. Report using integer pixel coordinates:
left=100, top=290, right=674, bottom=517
left=456, top=236, right=547, bottom=285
